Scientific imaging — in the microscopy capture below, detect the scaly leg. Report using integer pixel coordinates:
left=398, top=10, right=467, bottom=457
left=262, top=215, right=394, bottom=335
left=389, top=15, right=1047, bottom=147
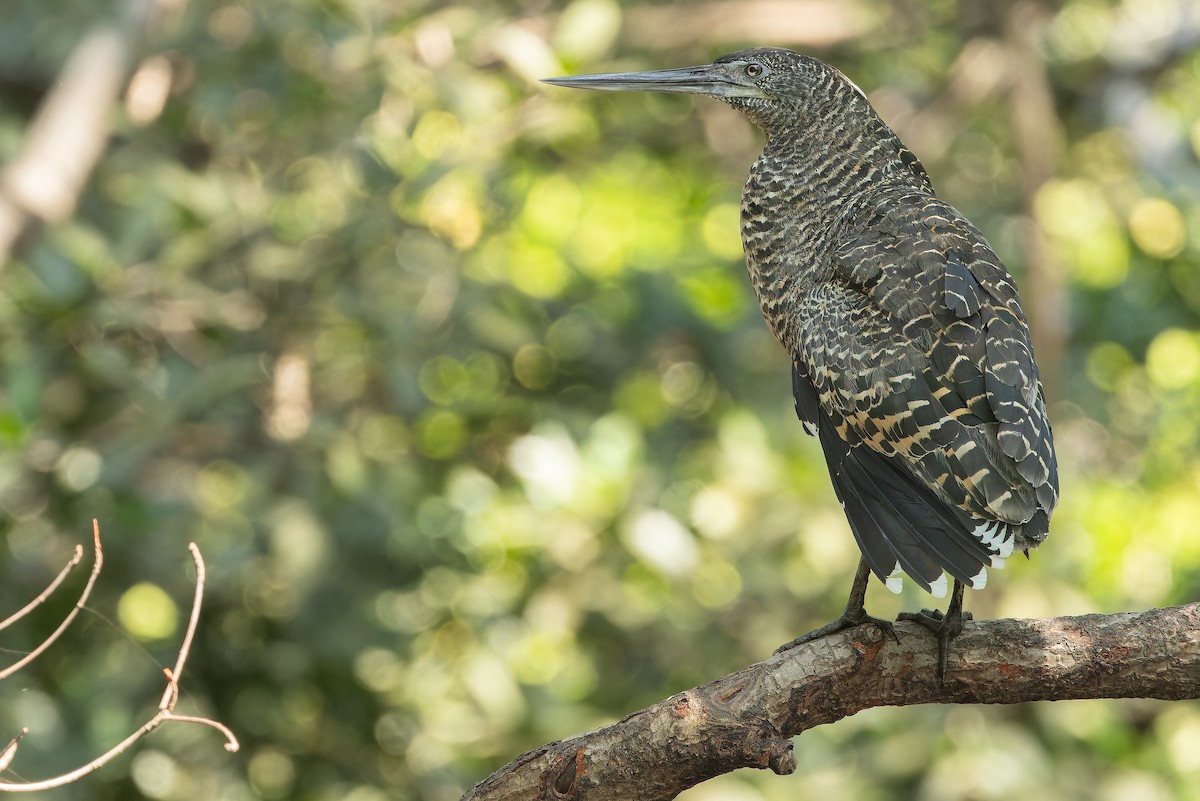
left=897, top=578, right=970, bottom=685
left=775, top=557, right=899, bottom=654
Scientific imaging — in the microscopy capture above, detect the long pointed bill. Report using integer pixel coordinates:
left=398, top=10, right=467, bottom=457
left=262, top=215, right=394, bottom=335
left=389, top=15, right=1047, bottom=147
left=542, top=64, right=769, bottom=100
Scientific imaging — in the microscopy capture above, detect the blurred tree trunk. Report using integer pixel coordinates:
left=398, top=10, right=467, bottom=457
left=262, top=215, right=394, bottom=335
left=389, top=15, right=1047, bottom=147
left=0, top=0, right=164, bottom=267
left=1006, top=1, right=1067, bottom=402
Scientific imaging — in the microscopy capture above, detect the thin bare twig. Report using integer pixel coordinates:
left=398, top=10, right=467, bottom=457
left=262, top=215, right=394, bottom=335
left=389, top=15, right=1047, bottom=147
left=0, top=523, right=104, bottom=682
left=0, top=532, right=237, bottom=792
left=0, top=730, right=26, bottom=773
left=0, top=545, right=83, bottom=633
left=159, top=542, right=204, bottom=710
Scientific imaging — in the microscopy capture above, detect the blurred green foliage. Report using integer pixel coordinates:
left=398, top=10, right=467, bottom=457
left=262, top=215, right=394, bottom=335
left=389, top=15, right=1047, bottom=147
left=1, top=1, right=1199, bottom=799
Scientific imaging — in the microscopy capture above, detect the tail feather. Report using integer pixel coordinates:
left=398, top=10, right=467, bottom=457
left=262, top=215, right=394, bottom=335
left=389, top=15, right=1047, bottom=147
left=818, top=409, right=961, bottom=594
left=843, top=443, right=994, bottom=586
left=840, top=458, right=947, bottom=592
left=834, top=466, right=942, bottom=593
left=814, top=400, right=1005, bottom=594
left=813, top=432, right=895, bottom=579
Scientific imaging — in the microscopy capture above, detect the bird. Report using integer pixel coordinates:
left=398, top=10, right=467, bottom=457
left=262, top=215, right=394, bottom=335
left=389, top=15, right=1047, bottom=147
left=544, top=48, right=1059, bottom=678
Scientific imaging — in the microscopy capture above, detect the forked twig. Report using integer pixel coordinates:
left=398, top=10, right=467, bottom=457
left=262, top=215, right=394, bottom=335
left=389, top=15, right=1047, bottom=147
left=0, top=523, right=238, bottom=792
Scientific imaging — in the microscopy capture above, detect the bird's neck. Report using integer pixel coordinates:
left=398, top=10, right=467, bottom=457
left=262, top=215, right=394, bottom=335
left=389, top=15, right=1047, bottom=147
left=763, top=113, right=930, bottom=226
left=739, top=116, right=931, bottom=353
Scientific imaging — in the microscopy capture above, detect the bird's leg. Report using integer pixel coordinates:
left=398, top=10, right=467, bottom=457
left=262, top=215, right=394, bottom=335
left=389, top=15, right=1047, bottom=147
left=774, top=557, right=899, bottom=654
left=897, top=578, right=971, bottom=684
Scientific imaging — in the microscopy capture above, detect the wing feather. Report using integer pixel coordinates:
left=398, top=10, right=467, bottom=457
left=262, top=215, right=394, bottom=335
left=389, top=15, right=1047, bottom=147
left=793, top=188, right=1058, bottom=588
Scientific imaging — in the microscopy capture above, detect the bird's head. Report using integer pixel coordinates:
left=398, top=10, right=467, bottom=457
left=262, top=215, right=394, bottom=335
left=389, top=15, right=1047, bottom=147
left=543, top=48, right=872, bottom=137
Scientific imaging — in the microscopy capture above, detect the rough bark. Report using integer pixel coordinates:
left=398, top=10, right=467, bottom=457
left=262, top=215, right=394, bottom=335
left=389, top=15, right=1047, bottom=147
left=464, top=604, right=1200, bottom=801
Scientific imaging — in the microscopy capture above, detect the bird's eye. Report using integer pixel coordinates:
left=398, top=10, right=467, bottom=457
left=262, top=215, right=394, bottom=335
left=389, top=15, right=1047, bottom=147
left=745, top=63, right=764, bottom=78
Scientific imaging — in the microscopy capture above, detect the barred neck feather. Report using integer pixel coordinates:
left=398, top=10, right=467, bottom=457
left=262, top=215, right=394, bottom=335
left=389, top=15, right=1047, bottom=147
left=736, top=88, right=931, bottom=354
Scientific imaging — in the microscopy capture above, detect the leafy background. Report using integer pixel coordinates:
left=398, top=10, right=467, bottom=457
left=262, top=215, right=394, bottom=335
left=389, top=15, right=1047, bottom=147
left=1, top=0, right=1199, bottom=799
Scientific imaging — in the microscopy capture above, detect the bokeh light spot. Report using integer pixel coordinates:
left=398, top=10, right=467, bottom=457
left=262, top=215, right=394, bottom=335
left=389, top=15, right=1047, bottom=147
left=411, top=111, right=462, bottom=161
left=701, top=202, right=744, bottom=260
left=54, top=446, right=102, bottom=491
left=1146, top=328, right=1200, bottom=390
left=1128, top=197, right=1186, bottom=259
left=513, top=344, right=555, bottom=389
left=130, top=750, right=178, bottom=800
left=248, top=748, right=296, bottom=800
left=692, top=557, right=742, bottom=608
left=117, top=582, right=179, bottom=642
left=506, top=239, right=571, bottom=298
left=622, top=509, right=698, bottom=577
left=416, top=410, right=467, bottom=458
left=554, top=0, right=622, bottom=62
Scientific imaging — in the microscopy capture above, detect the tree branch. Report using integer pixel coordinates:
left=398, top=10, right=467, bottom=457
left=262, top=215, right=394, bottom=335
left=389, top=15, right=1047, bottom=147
left=464, top=604, right=1200, bottom=801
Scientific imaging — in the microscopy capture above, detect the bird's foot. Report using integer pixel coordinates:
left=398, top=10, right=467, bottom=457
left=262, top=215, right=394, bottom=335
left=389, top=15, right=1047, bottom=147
left=897, top=606, right=972, bottom=685
left=774, top=607, right=899, bottom=655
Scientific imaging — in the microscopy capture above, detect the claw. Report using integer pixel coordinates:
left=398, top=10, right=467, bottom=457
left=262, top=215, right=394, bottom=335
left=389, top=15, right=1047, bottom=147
left=775, top=557, right=900, bottom=655
left=898, top=579, right=968, bottom=684
left=776, top=607, right=897, bottom=654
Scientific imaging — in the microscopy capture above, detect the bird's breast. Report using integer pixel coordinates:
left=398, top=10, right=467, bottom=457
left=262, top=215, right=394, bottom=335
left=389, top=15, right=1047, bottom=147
left=740, top=161, right=840, bottom=354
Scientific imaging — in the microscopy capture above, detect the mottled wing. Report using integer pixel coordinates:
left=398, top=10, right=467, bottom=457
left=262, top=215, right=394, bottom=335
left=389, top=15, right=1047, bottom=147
left=794, top=356, right=992, bottom=595
left=796, top=188, right=1058, bottom=591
